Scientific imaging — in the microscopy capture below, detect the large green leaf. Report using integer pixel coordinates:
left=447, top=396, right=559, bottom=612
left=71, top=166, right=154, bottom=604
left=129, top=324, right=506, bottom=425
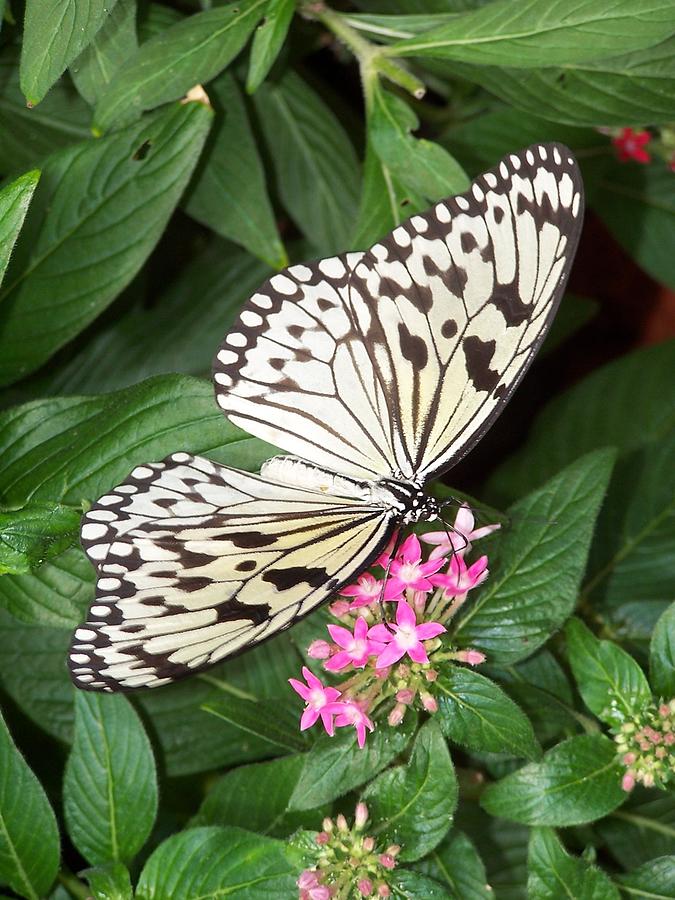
left=136, top=826, right=297, bottom=899
left=253, top=70, right=360, bottom=256
left=481, top=734, right=625, bottom=826
left=0, top=503, right=81, bottom=576
left=184, top=73, right=286, bottom=268
left=0, top=171, right=39, bottom=290
left=594, top=159, right=675, bottom=289
left=21, top=239, right=269, bottom=398
left=0, top=712, right=60, bottom=899
left=598, top=793, right=675, bottom=870
left=64, top=692, right=158, bottom=865
left=0, top=101, right=212, bottom=388
left=246, top=0, right=295, bottom=94
left=565, top=618, right=652, bottom=728
left=363, top=719, right=457, bottom=861
left=0, top=48, right=91, bottom=172
left=414, top=830, right=491, bottom=899
left=20, top=0, right=118, bottom=105
left=70, top=0, right=138, bottom=106
left=197, top=754, right=326, bottom=837
left=369, top=85, right=468, bottom=202
left=434, top=664, right=539, bottom=759
left=289, top=711, right=417, bottom=810
left=448, top=37, right=675, bottom=127
left=202, top=696, right=308, bottom=754
left=453, top=449, right=615, bottom=663
left=616, top=856, right=675, bottom=898
left=94, top=0, right=266, bottom=132
left=82, top=863, right=133, bottom=900
left=651, top=603, right=675, bottom=698
left=527, top=828, right=620, bottom=899
left=387, top=0, right=675, bottom=67
left=487, top=341, right=675, bottom=505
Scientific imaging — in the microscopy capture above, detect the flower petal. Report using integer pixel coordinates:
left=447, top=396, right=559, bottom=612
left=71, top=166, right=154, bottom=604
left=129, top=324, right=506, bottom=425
left=416, top=621, right=446, bottom=640
left=407, top=642, right=429, bottom=665
left=376, top=643, right=406, bottom=668
left=300, top=707, right=320, bottom=730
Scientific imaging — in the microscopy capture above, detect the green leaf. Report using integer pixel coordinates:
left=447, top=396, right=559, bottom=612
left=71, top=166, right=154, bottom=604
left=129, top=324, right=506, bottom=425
left=450, top=38, right=675, bottom=127
left=565, top=618, right=652, bottom=727
left=388, top=869, right=450, bottom=899
left=0, top=502, right=81, bottom=575
left=616, top=856, right=675, bottom=899
left=138, top=3, right=183, bottom=42
left=202, top=696, right=308, bottom=753
left=136, top=826, right=296, bottom=899
left=481, top=734, right=625, bottom=826
left=434, top=664, right=539, bottom=760
left=651, top=603, right=675, bottom=698
left=94, top=0, right=266, bottom=132
left=388, top=0, right=675, bottom=67
left=351, top=137, right=427, bottom=248
left=599, top=793, right=675, bottom=870
left=0, top=375, right=270, bottom=515
left=289, top=710, right=417, bottom=811
left=253, top=70, right=360, bottom=256
left=197, top=753, right=326, bottom=837
left=527, top=828, right=620, bottom=899
left=0, top=711, right=60, bottom=899
left=487, top=341, right=675, bottom=505
left=540, top=294, right=599, bottom=358
left=64, top=692, right=158, bottom=865
left=0, top=101, right=212, bottom=388
left=363, top=719, right=457, bottom=861
left=20, top=0, right=119, bottom=105
left=414, top=829, right=491, bottom=899
left=0, top=549, right=91, bottom=627
left=184, top=73, right=286, bottom=268
left=82, top=863, right=133, bottom=900
left=594, top=159, right=675, bottom=289
left=70, top=0, right=138, bottom=106
left=0, top=48, right=91, bottom=172
left=369, top=85, right=469, bottom=202
left=21, top=239, right=270, bottom=398
left=460, top=805, right=529, bottom=900
left=585, top=430, right=675, bottom=615
left=0, top=170, right=39, bottom=290
left=246, top=0, right=295, bottom=94
left=454, top=448, right=616, bottom=663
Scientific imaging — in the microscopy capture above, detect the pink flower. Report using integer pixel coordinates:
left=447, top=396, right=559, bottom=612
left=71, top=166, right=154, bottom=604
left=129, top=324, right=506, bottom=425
left=369, top=600, right=445, bottom=668
left=334, top=700, right=374, bottom=748
left=613, top=127, right=651, bottom=163
left=289, top=667, right=342, bottom=735
left=340, top=572, right=384, bottom=609
left=422, top=504, right=500, bottom=559
left=324, top=617, right=385, bottom=671
left=384, top=534, right=445, bottom=598
left=431, top=554, right=488, bottom=596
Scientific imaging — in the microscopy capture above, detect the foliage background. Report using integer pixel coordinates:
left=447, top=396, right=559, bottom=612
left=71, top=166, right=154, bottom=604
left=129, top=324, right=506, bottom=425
left=0, top=0, right=674, bottom=897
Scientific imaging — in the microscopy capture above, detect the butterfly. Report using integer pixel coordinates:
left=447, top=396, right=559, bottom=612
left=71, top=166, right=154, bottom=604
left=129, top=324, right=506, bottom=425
left=69, top=142, right=584, bottom=692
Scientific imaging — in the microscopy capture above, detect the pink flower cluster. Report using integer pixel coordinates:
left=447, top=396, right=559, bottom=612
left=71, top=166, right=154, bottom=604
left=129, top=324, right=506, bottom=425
left=604, top=125, right=675, bottom=171
left=290, top=504, right=498, bottom=747
left=616, top=699, right=675, bottom=792
left=298, top=803, right=398, bottom=899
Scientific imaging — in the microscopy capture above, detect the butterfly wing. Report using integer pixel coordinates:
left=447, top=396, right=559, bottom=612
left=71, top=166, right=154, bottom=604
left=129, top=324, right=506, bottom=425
left=213, top=142, right=583, bottom=482
left=71, top=454, right=394, bottom=691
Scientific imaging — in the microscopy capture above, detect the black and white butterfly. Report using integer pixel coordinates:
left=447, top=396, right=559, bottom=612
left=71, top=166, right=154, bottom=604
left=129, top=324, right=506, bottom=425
left=69, top=143, right=584, bottom=692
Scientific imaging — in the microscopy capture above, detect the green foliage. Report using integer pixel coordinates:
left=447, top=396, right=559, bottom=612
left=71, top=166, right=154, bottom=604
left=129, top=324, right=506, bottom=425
left=0, top=1, right=673, bottom=897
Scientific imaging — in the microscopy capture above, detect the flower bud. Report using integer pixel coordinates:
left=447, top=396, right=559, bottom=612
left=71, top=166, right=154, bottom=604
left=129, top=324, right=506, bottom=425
left=621, top=773, right=635, bottom=792
left=355, top=802, right=369, bottom=830
left=298, top=870, right=319, bottom=889
left=308, top=640, right=331, bottom=659
left=316, top=832, right=330, bottom=845
left=363, top=836, right=375, bottom=852
left=322, top=817, right=334, bottom=833
left=385, top=845, right=400, bottom=857
left=377, top=886, right=391, bottom=898
left=336, top=814, right=349, bottom=833
left=420, top=691, right=438, bottom=713
left=358, top=878, right=373, bottom=897
left=309, top=887, right=331, bottom=900
left=330, top=600, right=351, bottom=618
left=424, top=668, right=438, bottom=683
left=379, top=854, right=396, bottom=870
left=396, top=689, right=415, bottom=704
left=456, top=649, right=486, bottom=666
left=622, top=752, right=637, bottom=765
left=388, top=703, right=406, bottom=727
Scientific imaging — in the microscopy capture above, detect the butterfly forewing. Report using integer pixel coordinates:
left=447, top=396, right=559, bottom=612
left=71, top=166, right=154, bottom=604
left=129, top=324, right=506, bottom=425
left=71, top=454, right=395, bottom=691
left=214, top=142, right=583, bottom=482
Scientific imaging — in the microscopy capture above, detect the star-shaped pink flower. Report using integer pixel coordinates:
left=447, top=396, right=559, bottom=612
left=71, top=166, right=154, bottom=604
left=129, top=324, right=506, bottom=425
left=339, top=572, right=384, bottom=610
left=613, top=127, right=651, bottom=164
left=431, top=554, right=488, bottom=597
left=384, top=534, right=445, bottom=598
left=369, top=600, right=445, bottom=668
left=324, top=617, right=385, bottom=671
left=289, top=666, right=342, bottom=735
left=333, top=700, right=374, bottom=749
left=422, top=504, right=500, bottom=559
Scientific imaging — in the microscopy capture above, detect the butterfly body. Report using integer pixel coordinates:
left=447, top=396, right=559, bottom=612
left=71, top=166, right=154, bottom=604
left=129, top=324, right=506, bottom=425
left=70, top=143, right=584, bottom=692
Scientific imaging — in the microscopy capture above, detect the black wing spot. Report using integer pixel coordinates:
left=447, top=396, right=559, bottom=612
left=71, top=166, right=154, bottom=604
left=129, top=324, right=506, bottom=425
left=460, top=232, right=478, bottom=253
left=441, top=319, right=458, bottom=338
left=463, top=335, right=500, bottom=393
left=398, top=322, right=428, bottom=369
left=236, top=560, right=257, bottom=572
left=262, top=566, right=328, bottom=591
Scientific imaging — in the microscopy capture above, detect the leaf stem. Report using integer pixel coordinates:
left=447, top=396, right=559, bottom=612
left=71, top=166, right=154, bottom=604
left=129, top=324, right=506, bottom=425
left=302, top=3, right=425, bottom=104
left=58, top=872, right=89, bottom=900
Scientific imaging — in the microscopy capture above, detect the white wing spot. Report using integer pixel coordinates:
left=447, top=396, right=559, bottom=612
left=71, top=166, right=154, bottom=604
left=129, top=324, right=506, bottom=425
left=538, top=146, right=547, bottom=160
left=99, top=577, right=122, bottom=591
left=456, top=197, right=469, bottom=211
left=436, top=203, right=451, bottom=223
left=510, top=154, right=521, bottom=169
left=132, top=466, right=153, bottom=479
left=241, top=310, right=263, bottom=327
left=270, top=274, right=297, bottom=294
left=75, top=628, right=96, bottom=641
left=250, top=292, right=272, bottom=309
left=81, top=523, right=108, bottom=540
left=289, top=264, right=312, bottom=281
left=472, top=184, right=484, bottom=201
left=91, top=606, right=111, bottom=617
left=319, top=258, right=346, bottom=278
left=70, top=654, right=89, bottom=664
left=484, top=173, right=497, bottom=188
left=171, top=452, right=190, bottom=463
left=226, top=332, right=247, bottom=348
left=97, top=495, right=122, bottom=506
left=553, top=147, right=561, bottom=164
left=572, top=193, right=581, bottom=217
left=214, top=372, right=233, bottom=386
left=410, top=215, right=429, bottom=233
left=499, top=162, right=508, bottom=177
left=393, top=226, right=411, bottom=247
left=217, top=349, right=238, bottom=365
left=526, top=150, right=535, bottom=164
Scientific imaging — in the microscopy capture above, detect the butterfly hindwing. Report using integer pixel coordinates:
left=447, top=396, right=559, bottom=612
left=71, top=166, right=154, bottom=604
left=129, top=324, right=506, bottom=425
left=213, top=142, right=583, bottom=483
left=71, top=454, right=395, bottom=691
